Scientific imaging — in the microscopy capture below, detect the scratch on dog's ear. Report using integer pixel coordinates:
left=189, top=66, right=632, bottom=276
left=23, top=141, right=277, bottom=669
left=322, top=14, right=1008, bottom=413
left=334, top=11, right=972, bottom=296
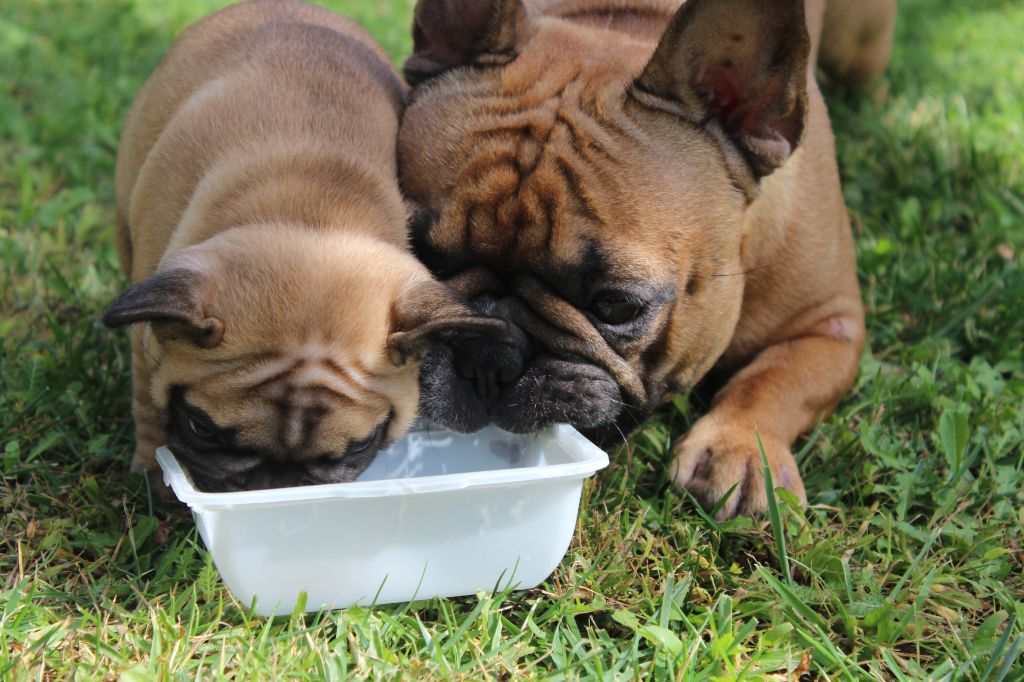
left=103, top=267, right=224, bottom=348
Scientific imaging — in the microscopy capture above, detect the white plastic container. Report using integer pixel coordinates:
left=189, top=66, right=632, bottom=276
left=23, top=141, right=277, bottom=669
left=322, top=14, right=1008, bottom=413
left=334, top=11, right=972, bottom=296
left=155, top=423, right=608, bottom=616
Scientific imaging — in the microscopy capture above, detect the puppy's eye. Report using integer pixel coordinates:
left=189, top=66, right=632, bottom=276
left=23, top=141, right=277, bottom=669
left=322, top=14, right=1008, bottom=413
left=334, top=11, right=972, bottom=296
left=590, top=292, right=645, bottom=325
left=184, top=411, right=221, bottom=447
left=188, top=415, right=213, bottom=439
left=348, top=423, right=384, bottom=456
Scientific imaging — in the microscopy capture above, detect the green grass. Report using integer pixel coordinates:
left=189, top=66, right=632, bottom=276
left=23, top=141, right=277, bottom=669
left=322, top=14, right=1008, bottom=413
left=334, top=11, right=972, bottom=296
left=2, top=0, right=1022, bottom=678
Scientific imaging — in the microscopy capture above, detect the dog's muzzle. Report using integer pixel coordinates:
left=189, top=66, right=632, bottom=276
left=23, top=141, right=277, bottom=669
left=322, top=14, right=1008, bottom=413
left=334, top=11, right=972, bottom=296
left=452, top=293, right=532, bottom=408
left=417, top=267, right=646, bottom=435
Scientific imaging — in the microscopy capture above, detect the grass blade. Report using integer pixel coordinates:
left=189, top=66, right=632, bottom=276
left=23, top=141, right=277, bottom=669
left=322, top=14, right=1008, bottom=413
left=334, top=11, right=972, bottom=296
left=757, top=430, right=791, bottom=584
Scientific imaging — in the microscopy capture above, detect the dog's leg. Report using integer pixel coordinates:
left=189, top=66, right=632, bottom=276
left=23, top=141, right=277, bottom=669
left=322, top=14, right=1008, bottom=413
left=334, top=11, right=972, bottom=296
left=128, top=330, right=164, bottom=472
left=671, top=313, right=863, bottom=518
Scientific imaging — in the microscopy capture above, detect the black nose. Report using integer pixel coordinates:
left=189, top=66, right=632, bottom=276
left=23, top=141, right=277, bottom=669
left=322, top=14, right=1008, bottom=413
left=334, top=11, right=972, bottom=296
left=453, top=295, right=531, bottom=407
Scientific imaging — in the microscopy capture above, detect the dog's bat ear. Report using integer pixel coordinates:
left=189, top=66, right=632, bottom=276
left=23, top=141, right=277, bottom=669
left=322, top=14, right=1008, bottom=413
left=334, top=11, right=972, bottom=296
left=633, top=0, right=810, bottom=179
left=387, top=278, right=508, bottom=366
left=102, top=268, right=224, bottom=348
left=404, top=0, right=528, bottom=86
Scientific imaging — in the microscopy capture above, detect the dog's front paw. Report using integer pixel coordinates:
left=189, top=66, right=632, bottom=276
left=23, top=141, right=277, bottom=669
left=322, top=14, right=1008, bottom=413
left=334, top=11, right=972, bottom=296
left=670, top=417, right=806, bottom=519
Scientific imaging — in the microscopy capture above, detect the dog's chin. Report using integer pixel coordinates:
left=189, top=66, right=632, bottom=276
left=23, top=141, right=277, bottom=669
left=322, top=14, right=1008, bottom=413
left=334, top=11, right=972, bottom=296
left=418, top=348, right=625, bottom=435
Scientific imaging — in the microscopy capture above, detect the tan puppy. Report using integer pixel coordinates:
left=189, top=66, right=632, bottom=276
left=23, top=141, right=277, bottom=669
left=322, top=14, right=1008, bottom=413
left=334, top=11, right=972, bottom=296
left=397, top=0, right=893, bottom=517
left=105, top=0, right=501, bottom=491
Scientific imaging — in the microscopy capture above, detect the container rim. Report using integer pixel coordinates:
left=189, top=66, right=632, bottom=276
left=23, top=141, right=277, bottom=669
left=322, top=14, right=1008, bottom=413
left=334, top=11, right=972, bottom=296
left=155, top=424, right=609, bottom=511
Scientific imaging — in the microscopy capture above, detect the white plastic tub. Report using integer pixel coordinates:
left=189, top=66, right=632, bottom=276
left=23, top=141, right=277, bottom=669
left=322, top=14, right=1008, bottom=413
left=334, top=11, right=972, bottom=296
left=155, top=423, right=608, bottom=616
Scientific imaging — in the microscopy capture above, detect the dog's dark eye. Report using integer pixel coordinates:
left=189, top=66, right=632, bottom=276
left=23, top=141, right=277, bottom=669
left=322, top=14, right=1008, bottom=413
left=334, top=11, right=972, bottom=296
left=590, top=292, right=645, bottom=325
left=184, top=410, right=222, bottom=447
left=348, top=423, right=384, bottom=456
left=188, top=415, right=214, bottom=439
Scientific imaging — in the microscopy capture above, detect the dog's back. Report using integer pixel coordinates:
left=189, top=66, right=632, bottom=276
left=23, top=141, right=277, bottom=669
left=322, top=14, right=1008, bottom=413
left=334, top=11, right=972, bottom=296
left=115, top=0, right=407, bottom=280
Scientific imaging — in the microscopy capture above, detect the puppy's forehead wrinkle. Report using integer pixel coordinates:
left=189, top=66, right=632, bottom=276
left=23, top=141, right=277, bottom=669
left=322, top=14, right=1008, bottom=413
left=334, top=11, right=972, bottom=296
left=227, top=341, right=377, bottom=383
left=274, top=385, right=318, bottom=452
left=171, top=340, right=399, bottom=460
left=226, top=346, right=388, bottom=406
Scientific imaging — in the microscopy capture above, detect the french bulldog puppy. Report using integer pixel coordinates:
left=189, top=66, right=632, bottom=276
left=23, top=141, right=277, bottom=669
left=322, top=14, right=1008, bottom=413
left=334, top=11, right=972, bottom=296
left=398, top=0, right=893, bottom=517
left=105, top=0, right=501, bottom=491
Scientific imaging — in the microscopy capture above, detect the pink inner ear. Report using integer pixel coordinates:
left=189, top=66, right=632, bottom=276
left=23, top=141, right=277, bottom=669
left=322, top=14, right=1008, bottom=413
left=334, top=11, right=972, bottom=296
left=694, top=61, right=801, bottom=173
left=699, top=70, right=742, bottom=122
left=697, top=67, right=788, bottom=139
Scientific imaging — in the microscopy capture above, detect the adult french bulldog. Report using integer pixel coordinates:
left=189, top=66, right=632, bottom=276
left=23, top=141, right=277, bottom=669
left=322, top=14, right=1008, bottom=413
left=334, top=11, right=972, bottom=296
left=105, top=0, right=501, bottom=491
left=398, top=0, right=894, bottom=517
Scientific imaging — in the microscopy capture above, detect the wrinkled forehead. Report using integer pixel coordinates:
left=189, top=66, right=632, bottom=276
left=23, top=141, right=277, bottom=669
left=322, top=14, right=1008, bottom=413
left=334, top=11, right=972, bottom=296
left=404, top=130, right=705, bottom=291
left=401, top=15, right=747, bottom=288
left=155, top=341, right=403, bottom=450
left=153, top=338, right=398, bottom=411
left=406, top=85, right=645, bottom=260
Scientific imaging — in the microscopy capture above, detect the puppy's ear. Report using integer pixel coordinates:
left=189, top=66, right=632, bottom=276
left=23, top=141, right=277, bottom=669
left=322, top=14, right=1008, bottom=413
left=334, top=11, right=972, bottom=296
left=405, top=0, right=528, bottom=86
left=102, top=268, right=224, bottom=348
left=633, top=0, right=810, bottom=179
left=388, top=279, right=507, bottom=366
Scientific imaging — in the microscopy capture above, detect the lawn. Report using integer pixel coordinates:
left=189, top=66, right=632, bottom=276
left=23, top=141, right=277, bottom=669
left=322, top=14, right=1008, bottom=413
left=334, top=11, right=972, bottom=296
left=1, top=0, right=1021, bottom=679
